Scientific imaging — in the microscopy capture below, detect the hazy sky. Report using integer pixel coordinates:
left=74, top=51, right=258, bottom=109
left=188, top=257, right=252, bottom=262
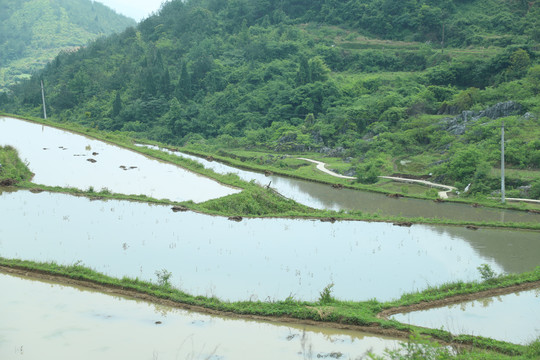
left=96, top=0, right=167, bottom=21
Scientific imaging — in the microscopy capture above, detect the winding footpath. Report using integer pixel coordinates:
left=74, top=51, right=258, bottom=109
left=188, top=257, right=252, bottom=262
left=299, top=157, right=540, bottom=203
left=297, top=158, right=356, bottom=180
left=297, top=158, right=457, bottom=199
left=379, top=176, right=456, bottom=199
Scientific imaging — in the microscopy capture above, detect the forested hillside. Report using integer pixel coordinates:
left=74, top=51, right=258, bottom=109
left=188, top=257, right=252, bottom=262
left=2, top=0, right=539, bottom=196
left=0, top=0, right=135, bottom=90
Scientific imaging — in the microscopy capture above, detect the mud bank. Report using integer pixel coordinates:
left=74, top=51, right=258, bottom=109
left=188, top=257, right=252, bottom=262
left=378, top=281, right=540, bottom=319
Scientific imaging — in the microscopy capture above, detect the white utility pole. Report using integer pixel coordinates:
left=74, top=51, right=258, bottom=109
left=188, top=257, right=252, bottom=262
left=40, top=80, right=47, bottom=119
left=501, top=121, right=505, bottom=203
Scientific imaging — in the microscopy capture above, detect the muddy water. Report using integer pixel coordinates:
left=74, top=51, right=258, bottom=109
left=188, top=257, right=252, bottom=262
left=1, top=190, right=538, bottom=302
left=0, top=273, right=401, bottom=360
left=391, top=288, right=540, bottom=345
left=144, top=146, right=540, bottom=223
left=0, top=117, right=239, bottom=202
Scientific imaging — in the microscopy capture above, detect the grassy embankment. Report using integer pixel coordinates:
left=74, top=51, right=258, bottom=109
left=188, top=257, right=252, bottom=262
left=0, top=145, right=34, bottom=185
left=1, top=257, right=539, bottom=359
left=1, top=113, right=539, bottom=230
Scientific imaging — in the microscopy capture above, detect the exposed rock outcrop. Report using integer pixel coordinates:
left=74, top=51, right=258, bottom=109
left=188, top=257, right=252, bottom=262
left=440, top=101, right=523, bottom=135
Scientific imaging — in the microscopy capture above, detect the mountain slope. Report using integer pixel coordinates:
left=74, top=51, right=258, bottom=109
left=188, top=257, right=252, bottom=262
left=1, top=0, right=539, bottom=197
left=0, top=0, right=136, bottom=90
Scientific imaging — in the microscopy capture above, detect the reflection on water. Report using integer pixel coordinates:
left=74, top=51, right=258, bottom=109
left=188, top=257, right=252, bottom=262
left=151, top=146, right=540, bottom=223
left=1, top=190, right=538, bottom=302
left=0, top=117, right=239, bottom=202
left=0, top=272, right=401, bottom=360
left=391, top=288, right=540, bottom=345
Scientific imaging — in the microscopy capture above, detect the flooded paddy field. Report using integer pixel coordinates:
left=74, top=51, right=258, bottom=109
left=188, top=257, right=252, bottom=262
left=0, top=117, right=239, bottom=202
left=146, top=146, right=540, bottom=223
left=0, top=272, right=402, bottom=360
left=391, top=287, right=540, bottom=345
left=1, top=189, right=538, bottom=302
left=2, top=116, right=539, bottom=352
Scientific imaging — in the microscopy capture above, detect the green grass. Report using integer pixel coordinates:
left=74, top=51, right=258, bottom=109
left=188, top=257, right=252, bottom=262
left=491, top=168, right=540, bottom=183
left=376, top=180, right=430, bottom=196
left=1, top=257, right=538, bottom=358
left=0, top=145, right=34, bottom=185
left=195, top=184, right=314, bottom=216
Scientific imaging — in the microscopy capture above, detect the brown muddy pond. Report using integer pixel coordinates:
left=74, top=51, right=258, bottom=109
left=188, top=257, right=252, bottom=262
left=143, top=146, right=540, bottom=223
left=0, top=116, right=239, bottom=202
left=391, top=287, right=540, bottom=345
left=1, top=189, right=538, bottom=302
left=0, top=272, right=401, bottom=359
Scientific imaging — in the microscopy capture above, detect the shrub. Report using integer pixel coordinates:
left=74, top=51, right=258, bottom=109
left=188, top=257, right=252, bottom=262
left=477, top=264, right=497, bottom=282
left=155, top=269, right=172, bottom=288
left=319, top=283, right=335, bottom=304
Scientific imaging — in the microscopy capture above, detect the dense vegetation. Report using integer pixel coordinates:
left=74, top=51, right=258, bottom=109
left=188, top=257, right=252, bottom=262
left=0, top=0, right=135, bottom=90
left=1, top=0, right=539, bottom=197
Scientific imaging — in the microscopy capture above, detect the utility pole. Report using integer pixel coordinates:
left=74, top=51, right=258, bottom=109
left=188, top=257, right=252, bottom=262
left=501, top=121, right=505, bottom=203
left=40, top=80, right=47, bottom=119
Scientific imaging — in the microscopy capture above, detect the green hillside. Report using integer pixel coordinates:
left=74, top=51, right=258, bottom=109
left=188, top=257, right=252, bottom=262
left=2, top=0, right=539, bottom=198
left=0, top=0, right=135, bottom=91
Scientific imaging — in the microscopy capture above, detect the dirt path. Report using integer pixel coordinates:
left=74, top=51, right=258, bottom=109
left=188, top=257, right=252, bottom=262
left=297, top=158, right=456, bottom=198
left=505, top=197, right=540, bottom=205
left=297, top=158, right=356, bottom=179
left=379, top=176, right=457, bottom=199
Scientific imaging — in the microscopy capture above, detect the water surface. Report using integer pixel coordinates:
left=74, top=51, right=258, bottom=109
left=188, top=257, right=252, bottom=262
left=0, top=272, right=401, bottom=360
left=391, top=288, right=540, bottom=345
left=145, top=146, right=540, bottom=223
left=1, top=190, right=538, bottom=302
left=0, top=117, right=238, bottom=202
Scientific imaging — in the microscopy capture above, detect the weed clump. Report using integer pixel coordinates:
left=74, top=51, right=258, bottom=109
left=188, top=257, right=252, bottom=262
left=477, top=263, right=497, bottom=282
left=155, top=269, right=172, bottom=288
left=319, top=283, right=335, bottom=305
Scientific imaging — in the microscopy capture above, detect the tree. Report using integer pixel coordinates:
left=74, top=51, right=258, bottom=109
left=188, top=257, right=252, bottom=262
left=530, top=179, right=540, bottom=200
left=112, top=91, right=122, bottom=117
left=528, top=64, right=540, bottom=94
left=437, top=147, right=491, bottom=187
left=356, top=158, right=384, bottom=184
left=296, top=56, right=310, bottom=85
left=308, top=57, right=330, bottom=82
left=176, top=61, right=191, bottom=99
left=506, top=49, right=530, bottom=78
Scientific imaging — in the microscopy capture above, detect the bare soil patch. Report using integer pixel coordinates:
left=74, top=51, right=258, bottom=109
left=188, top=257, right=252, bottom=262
left=0, top=178, right=16, bottom=186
